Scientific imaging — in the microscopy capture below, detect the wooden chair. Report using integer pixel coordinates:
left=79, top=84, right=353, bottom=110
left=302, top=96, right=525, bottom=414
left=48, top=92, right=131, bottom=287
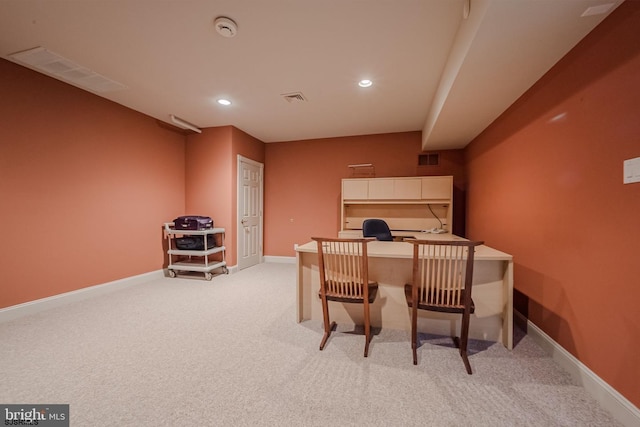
left=405, top=239, right=483, bottom=373
left=312, top=237, right=378, bottom=357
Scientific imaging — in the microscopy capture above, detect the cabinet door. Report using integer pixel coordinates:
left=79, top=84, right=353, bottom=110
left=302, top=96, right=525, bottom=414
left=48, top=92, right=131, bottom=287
left=368, top=179, right=394, bottom=199
left=369, top=178, right=421, bottom=199
left=342, top=179, right=368, bottom=199
left=394, top=178, right=422, bottom=199
left=421, top=176, right=452, bottom=200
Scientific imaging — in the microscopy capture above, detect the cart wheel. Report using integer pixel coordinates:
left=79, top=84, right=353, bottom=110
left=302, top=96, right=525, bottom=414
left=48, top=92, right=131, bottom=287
left=223, top=266, right=229, bottom=274
left=168, top=270, right=176, bottom=278
left=205, top=272, right=213, bottom=281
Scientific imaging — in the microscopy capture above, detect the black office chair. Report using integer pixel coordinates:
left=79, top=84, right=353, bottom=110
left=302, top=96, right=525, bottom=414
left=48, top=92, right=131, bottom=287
left=362, top=219, right=393, bottom=241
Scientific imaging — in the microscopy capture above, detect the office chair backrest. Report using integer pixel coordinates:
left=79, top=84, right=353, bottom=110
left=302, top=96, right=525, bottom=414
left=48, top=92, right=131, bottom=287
left=362, top=218, right=393, bottom=241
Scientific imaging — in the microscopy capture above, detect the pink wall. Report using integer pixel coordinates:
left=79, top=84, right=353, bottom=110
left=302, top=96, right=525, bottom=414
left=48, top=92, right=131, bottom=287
left=465, top=2, right=640, bottom=407
left=0, top=59, right=186, bottom=308
left=184, top=127, right=234, bottom=264
left=0, top=58, right=266, bottom=307
left=184, top=126, right=265, bottom=266
left=263, top=132, right=465, bottom=256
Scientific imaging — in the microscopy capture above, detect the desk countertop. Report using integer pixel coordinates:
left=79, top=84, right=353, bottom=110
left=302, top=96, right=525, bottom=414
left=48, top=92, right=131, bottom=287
left=296, top=234, right=512, bottom=261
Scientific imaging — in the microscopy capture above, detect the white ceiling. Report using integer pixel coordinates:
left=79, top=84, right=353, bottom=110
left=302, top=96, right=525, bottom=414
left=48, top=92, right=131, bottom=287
left=0, top=0, right=623, bottom=149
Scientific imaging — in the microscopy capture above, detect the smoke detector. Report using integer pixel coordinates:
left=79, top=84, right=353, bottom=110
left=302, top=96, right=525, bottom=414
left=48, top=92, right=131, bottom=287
left=214, top=17, right=238, bottom=38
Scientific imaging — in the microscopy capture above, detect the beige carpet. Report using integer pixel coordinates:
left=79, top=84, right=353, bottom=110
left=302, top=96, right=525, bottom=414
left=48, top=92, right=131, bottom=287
left=0, top=263, right=622, bottom=426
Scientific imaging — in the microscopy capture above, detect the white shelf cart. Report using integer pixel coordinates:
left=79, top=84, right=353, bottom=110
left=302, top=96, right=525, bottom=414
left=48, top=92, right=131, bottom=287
left=164, top=223, right=228, bottom=280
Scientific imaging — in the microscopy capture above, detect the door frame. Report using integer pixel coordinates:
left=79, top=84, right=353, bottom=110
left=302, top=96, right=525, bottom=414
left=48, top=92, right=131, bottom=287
left=236, top=155, right=264, bottom=270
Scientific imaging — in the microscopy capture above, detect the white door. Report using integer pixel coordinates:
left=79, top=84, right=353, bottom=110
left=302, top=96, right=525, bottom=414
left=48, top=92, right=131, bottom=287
left=237, top=156, right=263, bottom=270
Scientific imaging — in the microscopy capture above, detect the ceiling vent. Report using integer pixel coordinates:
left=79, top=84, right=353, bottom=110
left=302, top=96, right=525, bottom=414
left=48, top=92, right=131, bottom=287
left=281, top=92, right=307, bottom=103
left=9, top=47, right=126, bottom=93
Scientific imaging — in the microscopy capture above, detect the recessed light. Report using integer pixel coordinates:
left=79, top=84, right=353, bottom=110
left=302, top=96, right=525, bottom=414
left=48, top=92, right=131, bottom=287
left=217, top=99, right=232, bottom=106
left=358, top=79, right=373, bottom=88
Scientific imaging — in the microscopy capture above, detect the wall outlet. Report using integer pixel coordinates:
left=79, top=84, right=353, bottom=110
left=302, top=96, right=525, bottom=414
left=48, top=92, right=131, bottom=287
left=623, top=157, right=640, bottom=184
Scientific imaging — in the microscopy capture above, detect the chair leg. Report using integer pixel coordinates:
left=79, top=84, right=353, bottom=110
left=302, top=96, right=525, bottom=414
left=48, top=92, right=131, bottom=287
left=412, top=342, right=418, bottom=365
left=411, top=306, right=418, bottom=365
left=319, top=297, right=335, bottom=351
left=364, top=328, right=370, bottom=357
left=363, top=302, right=371, bottom=357
left=320, top=321, right=336, bottom=351
left=459, top=312, right=472, bottom=374
left=410, top=301, right=418, bottom=365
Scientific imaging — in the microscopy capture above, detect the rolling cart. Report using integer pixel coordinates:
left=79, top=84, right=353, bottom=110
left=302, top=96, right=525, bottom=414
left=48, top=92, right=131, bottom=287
left=164, top=223, right=228, bottom=280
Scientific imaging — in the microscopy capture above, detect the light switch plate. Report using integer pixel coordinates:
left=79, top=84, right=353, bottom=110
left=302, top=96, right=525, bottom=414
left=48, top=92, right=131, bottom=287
left=623, top=157, right=640, bottom=184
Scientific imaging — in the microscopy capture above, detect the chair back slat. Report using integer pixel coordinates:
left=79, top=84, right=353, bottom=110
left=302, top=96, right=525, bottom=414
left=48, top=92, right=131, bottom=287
left=413, top=240, right=481, bottom=310
left=313, top=237, right=372, bottom=300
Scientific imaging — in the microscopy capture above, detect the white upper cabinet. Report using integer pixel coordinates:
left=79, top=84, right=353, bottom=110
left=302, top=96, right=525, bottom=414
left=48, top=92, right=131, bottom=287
left=342, top=179, right=368, bottom=199
left=421, top=176, right=453, bottom=200
left=349, top=177, right=424, bottom=200
left=341, top=176, right=454, bottom=232
left=393, top=178, right=422, bottom=199
left=368, top=179, right=394, bottom=199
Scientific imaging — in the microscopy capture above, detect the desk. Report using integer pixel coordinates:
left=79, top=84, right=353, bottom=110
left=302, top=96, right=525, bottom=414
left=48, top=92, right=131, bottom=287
left=295, top=234, right=514, bottom=349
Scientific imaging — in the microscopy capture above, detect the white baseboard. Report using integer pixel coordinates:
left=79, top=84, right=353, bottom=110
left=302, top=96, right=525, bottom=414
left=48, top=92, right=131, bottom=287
left=264, top=255, right=296, bottom=264
left=0, top=269, right=165, bottom=323
left=515, top=310, right=640, bottom=427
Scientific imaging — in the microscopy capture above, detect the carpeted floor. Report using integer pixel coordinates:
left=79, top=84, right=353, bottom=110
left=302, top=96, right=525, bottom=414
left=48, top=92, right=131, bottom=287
left=0, top=263, right=622, bottom=426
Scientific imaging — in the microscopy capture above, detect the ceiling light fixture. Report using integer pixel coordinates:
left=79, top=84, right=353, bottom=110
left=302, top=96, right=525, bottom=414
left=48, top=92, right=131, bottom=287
left=169, top=114, right=202, bottom=133
left=358, top=79, right=373, bottom=88
left=217, top=99, right=232, bottom=106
